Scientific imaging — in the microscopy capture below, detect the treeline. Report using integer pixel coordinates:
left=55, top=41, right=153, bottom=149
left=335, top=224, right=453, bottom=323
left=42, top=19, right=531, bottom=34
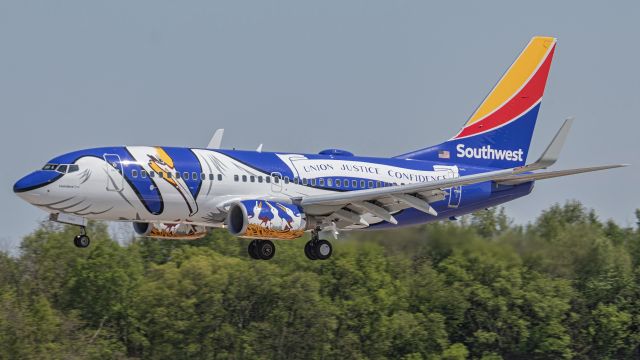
left=1, top=201, right=640, bottom=359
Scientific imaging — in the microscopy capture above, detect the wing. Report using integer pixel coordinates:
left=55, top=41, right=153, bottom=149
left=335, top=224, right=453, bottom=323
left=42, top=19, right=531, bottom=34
left=207, top=129, right=225, bottom=149
left=494, top=164, right=626, bottom=185
left=294, top=118, right=626, bottom=229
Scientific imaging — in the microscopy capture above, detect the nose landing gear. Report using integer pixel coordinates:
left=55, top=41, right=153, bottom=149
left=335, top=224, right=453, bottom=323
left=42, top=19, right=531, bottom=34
left=73, top=227, right=90, bottom=248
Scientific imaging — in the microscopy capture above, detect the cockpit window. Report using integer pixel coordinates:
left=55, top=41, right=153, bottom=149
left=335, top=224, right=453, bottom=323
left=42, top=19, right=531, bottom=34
left=46, top=163, right=79, bottom=174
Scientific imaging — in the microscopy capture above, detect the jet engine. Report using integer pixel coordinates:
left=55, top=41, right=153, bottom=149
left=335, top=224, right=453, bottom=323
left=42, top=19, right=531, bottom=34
left=132, top=222, right=207, bottom=240
left=227, top=200, right=307, bottom=240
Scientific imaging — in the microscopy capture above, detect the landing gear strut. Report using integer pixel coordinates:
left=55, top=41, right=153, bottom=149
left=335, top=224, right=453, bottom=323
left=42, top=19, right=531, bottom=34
left=304, top=230, right=333, bottom=260
left=73, top=227, right=90, bottom=248
left=248, top=239, right=276, bottom=260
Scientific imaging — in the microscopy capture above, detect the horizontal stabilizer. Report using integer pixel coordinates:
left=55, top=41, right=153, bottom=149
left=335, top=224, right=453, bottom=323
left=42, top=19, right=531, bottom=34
left=497, top=164, right=627, bottom=185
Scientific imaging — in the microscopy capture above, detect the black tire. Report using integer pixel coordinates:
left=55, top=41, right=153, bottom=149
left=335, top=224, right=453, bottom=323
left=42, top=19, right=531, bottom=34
left=256, top=240, right=275, bottom=260
left=304, top=241, right=318, bottom=260
left=75, top=235, right=90, bottom=248
left=314, top=239, right=332, bottom=260
left=248, top=240, right=260, bottom=260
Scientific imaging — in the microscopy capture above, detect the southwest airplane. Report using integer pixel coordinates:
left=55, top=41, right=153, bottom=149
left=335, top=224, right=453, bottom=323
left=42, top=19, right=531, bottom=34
left=13, top=37, right=625, bottom=260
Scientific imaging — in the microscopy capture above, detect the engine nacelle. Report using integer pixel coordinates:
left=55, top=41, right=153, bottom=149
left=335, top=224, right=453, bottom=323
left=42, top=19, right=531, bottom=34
left=227, top=200, right=307, bottom=240
left=132, top=222, right=207, bottom=240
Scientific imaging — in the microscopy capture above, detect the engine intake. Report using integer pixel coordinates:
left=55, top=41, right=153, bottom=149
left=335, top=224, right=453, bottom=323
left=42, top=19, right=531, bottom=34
left=132, top=222, right=207, bottom=240
left=227, top=200, right=307, bottom=240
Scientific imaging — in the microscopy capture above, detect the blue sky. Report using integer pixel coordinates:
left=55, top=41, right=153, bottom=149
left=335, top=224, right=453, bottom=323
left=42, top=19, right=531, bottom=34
left=2, top=1, right=638, bottom=250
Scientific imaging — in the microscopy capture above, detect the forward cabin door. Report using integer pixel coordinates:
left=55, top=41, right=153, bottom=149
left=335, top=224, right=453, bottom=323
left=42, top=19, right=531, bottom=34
left=103, top=154, right=124, bottom=192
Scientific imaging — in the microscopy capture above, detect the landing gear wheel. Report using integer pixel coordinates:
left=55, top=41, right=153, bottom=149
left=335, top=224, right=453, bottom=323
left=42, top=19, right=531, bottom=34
left=255, top=240, right=275, bottom=260
left=248, top=240, right=260, bottom=260
left=304, top=241, right=318, bottom=260
left=74, top=234, right=90, bottom=248
left=314, top=239, right=332, bottom=260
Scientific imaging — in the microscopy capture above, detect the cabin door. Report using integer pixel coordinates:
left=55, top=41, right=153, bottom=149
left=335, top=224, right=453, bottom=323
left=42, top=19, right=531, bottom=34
left=103, top=154, right=124, bottom=192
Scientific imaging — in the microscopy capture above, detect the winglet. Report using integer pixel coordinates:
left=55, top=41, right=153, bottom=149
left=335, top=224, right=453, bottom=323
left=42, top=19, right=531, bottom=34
left=516, top=117, right=573, bottom=173
left=207, top=129, right=225, bottom=149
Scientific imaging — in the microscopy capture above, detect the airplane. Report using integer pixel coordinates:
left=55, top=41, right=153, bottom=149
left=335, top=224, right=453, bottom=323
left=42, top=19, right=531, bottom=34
left=13, top=36, right=626, bottom=261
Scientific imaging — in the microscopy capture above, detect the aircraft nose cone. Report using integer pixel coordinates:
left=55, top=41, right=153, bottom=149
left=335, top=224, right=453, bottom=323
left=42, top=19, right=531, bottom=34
left=14, top=173, right=37, bottom=193
left=13, top=171, right=61, bottom=195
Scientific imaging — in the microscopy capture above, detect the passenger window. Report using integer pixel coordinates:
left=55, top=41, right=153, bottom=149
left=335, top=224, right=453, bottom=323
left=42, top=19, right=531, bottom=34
left=360, top=180, right=365, bottom=188
left=68, top=164, right=79, bottom=173
left=327, top=178, right=333, bottom=187
left=336, top=179, right=341, bottom=187
left=141, top=170, right=147, bottom=178
left=201, top=173, right=206, bottom=181
left=150, top=171, right=155, bottom=178
left=265, top=176, right=271, bottom=183
left=318, top=179, right=325, bottom=186
left=234, top=175, right=239, bottom=182
left=167, top=172, right=172, bottom=179
left=192, top=172, right=197, bottom=180
left=274, top=177, right=280, bottom=184
left=132, top=170, right=138, bottom=178
left=242, top=175, right=247, bottom=182
left=175, top=172, right=181, bottom=179
left=158, top=172, right=164, bottom=178
left=311, top=179, right=316, bottom=186
left=57, top=165, right=68, bottom=173
left=209, top=174, right=214, bottom=180
left=250, top=176, right=255, bottom=182
left=183, top=172, right=189, bottom=179
left=368, top=180, right=373, bottom=188
left=352, top=180, right=357, bottom=188
left=343, top=179, right=348, bottom=188
left=376, top=181, right=381, bottom=188
left=218, top=174, right=223, bottom=181
left=302, top=178, right=308, bottom=185
left=258, top=176, right=263, bottom=183
left=284, top=177, right=290, bottom=184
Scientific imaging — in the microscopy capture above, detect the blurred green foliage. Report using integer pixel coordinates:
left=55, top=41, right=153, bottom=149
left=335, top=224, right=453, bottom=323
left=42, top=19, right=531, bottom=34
left=1, top=200, right=640, bottom=359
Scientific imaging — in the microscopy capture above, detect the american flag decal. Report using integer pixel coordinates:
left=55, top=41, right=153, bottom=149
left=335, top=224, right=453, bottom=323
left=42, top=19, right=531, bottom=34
left=438, top=150, right=450, bottom=159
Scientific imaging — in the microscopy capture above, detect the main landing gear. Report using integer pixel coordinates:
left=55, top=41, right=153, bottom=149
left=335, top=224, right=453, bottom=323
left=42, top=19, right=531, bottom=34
left=73, top=226, right=90, bottom=248
left=248, top=239, right=276, bottom=260
left=304, top=230, right=333, bottom=261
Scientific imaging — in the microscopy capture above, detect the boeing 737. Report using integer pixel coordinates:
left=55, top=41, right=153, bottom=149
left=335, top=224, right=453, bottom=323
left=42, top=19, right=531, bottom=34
left=13, top=36, right=626, bottom=260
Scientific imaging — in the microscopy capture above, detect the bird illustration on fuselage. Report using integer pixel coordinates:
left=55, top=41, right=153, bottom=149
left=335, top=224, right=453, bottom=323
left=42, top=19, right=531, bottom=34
left=147, top=147, right=198, bottom=217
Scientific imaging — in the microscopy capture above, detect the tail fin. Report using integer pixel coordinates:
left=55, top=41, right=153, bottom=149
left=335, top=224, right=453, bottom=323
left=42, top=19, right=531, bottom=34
left=397, top=36, right=557, bottom=168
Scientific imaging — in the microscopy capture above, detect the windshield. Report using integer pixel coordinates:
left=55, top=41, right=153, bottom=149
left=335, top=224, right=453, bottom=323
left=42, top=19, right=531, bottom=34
left=42, top=163, right=80, bottom=174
